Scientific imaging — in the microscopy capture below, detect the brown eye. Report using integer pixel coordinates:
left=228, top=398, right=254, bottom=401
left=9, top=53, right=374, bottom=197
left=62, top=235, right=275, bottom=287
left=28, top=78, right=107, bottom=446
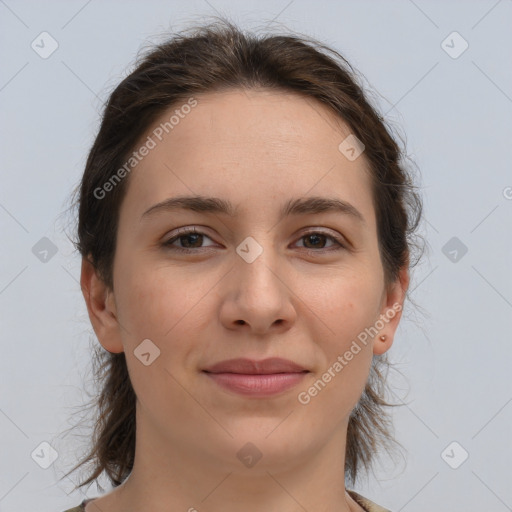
left=303, top=233, right=328, bottom=249
left=163, top=228, right=216, bottom=252
left=176, top=232, right=204, bottom=249
left=296, top=231, right=345, bottom=251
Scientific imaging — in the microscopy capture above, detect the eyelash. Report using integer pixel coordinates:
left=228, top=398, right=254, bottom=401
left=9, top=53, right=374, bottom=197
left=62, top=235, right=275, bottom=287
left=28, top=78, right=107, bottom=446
left=162, top=227, right=347, bottom=254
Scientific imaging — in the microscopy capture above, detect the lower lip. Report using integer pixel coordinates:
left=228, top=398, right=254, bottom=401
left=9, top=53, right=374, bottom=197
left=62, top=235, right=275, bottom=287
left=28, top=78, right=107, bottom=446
left=203, top=372, right=308, bottom=396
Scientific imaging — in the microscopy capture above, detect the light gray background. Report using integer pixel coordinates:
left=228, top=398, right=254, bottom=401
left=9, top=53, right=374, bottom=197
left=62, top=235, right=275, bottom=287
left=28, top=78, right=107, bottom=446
left=1, top=1, right=511, bottom=511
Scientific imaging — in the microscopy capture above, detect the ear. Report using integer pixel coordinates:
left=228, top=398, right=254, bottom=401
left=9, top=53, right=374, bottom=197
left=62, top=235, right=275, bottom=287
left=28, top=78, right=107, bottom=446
left=373, top=265, right=410, bottom=356
left=80, top=256, right=124, bottom=354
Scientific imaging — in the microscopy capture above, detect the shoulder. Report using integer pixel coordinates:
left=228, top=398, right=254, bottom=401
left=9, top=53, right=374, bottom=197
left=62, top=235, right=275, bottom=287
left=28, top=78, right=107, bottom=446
left=62, top=497, right=93, bottom=512
left=347, top=489, right=392, bottom=512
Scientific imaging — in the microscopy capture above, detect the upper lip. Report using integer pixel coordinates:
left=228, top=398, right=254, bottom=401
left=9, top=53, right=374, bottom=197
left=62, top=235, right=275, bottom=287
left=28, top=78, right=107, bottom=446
left=203, top=357, right=308, bottom=375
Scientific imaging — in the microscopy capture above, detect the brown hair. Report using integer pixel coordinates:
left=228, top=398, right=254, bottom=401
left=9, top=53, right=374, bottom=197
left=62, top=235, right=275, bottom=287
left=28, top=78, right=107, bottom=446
left=64, top=18, right=424, bottom=491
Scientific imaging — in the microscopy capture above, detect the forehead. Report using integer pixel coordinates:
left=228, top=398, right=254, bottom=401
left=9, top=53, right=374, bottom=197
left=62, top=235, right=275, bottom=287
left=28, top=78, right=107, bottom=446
left=119, top=88, right=375, bottom=227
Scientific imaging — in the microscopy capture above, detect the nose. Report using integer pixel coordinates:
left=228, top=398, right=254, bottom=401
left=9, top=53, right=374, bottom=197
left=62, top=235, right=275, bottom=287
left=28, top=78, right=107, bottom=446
left=219, top=243, right=297, bottom=336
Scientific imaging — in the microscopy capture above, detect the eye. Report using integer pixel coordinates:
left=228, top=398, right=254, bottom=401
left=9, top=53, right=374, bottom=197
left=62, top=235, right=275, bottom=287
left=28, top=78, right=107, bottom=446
left=294, top=230, right=346, bottom=252
left=162, top=227, right=217, bottom=252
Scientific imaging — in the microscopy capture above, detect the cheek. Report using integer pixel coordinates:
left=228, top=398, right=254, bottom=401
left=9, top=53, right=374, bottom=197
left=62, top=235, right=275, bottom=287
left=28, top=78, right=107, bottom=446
left=296, top=303, right=375, bottom=432
left=113, top=264, right=213, bottom=376
left=306, top=273, right=382, bottom=396
left=113, top=269, right=202, bottom=407
left=115, top=260, right=200, bottom=337
left=316, top=269, right=383, bottom=339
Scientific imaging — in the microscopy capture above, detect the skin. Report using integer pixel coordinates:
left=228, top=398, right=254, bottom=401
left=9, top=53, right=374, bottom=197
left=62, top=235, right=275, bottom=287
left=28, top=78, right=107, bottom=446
left=81, top=88, right=409, bottom=512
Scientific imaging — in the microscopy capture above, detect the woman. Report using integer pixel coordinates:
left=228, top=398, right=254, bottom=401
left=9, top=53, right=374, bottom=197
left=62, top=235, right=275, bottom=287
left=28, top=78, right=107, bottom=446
left=63, top=18, right=423, bottom=512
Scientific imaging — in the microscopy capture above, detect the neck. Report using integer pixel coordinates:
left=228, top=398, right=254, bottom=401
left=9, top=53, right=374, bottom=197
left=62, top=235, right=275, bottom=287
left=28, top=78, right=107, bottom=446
left=95, top=411, right=362, bottom=512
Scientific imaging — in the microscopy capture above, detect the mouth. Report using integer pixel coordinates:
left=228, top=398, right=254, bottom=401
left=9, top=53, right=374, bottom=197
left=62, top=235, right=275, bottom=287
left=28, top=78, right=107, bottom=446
left=202, top=358, right=310, bottom=397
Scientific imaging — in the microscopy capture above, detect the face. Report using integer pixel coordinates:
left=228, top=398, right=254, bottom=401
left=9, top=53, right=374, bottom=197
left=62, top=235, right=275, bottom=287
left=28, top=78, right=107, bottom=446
left=83, top=88, right=408, bottom=475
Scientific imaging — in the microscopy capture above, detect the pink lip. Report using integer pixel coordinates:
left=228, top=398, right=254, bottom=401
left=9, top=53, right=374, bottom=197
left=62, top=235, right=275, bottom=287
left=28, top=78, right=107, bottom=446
left=203, top=357, right=307, bottom=374
left=202, top=358, right=309, bottom=397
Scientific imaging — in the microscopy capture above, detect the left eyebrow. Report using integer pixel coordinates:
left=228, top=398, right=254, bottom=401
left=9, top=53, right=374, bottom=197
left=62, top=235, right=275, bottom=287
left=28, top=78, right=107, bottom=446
left=140, top=195, right=366, bottom=225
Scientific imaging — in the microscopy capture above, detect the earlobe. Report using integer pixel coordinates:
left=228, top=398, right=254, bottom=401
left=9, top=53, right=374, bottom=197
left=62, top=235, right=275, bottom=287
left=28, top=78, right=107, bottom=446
left=80, top=256, right=124, bottom=354
left=373, top=266, right=410, bottom=356
left=373, top=333, right=393, bottom=355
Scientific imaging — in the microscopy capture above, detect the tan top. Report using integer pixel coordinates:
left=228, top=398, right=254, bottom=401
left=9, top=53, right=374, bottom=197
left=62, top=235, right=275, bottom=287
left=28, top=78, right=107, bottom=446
left=348, top=490, right=392, bottom=511
left=62, top=490, right=391, bottom=512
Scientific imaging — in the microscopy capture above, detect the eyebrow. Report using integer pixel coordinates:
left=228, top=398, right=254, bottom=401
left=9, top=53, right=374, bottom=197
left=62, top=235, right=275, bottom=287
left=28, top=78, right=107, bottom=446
left=140, top=195, right=366, bottom=224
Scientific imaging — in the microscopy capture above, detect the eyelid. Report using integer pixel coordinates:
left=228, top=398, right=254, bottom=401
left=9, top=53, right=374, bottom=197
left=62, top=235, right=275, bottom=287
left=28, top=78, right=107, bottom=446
left=163, top=226, right=217, bottom=246
left=296, top=226, right=346, bottom=242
